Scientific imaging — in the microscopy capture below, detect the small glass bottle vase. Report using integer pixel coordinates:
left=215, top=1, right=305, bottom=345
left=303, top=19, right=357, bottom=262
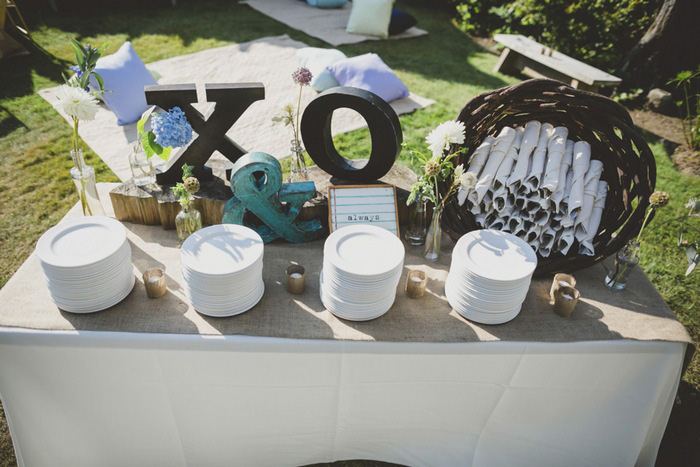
left=128, top=141, right=156, bottom=186
left=70, top=150, right=105, bottom=217
left=604, top=240, right=640, bottom=291
left=175, top=199, right=202, bottom=242
left=405, top=198, right=428, bottom=246
left=289, top=139, right=309, bottom=183
left=424, top=208, right=443, bottom=262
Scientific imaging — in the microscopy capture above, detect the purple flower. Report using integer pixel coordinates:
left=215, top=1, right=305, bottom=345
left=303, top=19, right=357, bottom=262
left=69, top=65, right=84, bottom=79
left=292, top=67, right=312, bottom=86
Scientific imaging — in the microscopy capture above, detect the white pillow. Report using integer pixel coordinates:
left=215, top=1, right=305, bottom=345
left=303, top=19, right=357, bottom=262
left=346, top=0, right=393, bottom=38
left=296, top=47, right=347, bottom=92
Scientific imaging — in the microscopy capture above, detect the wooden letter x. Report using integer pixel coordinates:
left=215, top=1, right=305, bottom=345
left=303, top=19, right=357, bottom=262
left=145, top=83, right=265, bottom=185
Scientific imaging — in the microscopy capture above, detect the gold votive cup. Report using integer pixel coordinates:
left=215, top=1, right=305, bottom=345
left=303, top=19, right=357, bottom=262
left=550, top=273, right=577, bottom=301
left=143, top=268, right=167, bottom=299
left=286, top=264, right=305, bottom=294
left=406, top=270, right=427, bottom=299
left=553, top=285, right=580, bottom=318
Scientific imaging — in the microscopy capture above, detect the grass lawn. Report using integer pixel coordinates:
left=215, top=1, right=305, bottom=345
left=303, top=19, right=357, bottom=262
left=0, top=0, right=698, bottom=465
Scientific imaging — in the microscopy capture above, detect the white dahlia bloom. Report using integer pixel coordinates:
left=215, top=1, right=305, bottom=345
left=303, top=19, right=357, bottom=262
left=54, top=85, right=100, bottom=121
left=426, top=120, right=466, bottom=157
left=457, top=170, right=478, bottom=206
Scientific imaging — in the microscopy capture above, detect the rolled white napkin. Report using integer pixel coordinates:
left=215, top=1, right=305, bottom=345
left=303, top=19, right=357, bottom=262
left=492, top=187, right=509, bottom=212
left=559, top=170, right=574, bottom=215
left=539, top=227, right=558, bottom=257
left=466, top=136, right=495, bottom=178
left=579, top=181, right=608, bottom=256
left=524, top=123, right=554, bottom=193
left=557, top=227, right=576, bottom=255
left=493, top=127, right=524, bottom=192
left=474, top=127, right=517, bottom=203
left=575, top=160, right=604, bottom=242
left=488, top=215, right=507, bottom=230
left=507, top=121, right=540, bottom=192
left=508, top=216, right=524, bottom=234
left=475, top=213, right=487, bottom=227
left=534, top=209, right=551, bottom=226
left=540, top=126, right=569, bottom=194
left=550, top=140, right=574, bottom=212
left=465, top=136, right=495, bottom=206
left=525, top=224, right=542, bottom=243
left=568, top=141, right=591, bottom=218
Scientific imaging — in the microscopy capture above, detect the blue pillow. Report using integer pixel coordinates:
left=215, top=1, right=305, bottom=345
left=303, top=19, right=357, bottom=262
left=312, top=69, right=340, bottom=92
left=91, top=42, right=157, bottom=126
left=307, top=0, right=347, bottom=7
left=389, top=9, right=418, bottom=35
left=326, top=53, right=409, bottom=103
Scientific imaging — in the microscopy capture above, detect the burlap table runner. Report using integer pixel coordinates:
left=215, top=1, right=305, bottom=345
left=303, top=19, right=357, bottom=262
left=0, top=184, right=692, bottom=346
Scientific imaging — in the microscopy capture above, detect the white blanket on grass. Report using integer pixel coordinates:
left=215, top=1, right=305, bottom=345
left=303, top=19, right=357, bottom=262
left=39, top=35, right=434, bottom=181
left=240, top=0, right=428, bottom=46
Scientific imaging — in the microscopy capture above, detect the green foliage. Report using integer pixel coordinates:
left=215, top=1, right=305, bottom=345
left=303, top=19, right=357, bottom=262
left=65, top=38, right=108, bottom=92
left=456, top=0, right=662, bottom=72
left=136, top=107, right=172, bottom=161
left=668, top=69, right=700, bottom=150
left=171, top=164, right=196, bottom=206
left=612, top=88, right=643, bottom=105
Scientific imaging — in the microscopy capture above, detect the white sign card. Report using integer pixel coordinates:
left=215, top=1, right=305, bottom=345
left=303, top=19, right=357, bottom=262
left=328, top=185, right=400, bottom=236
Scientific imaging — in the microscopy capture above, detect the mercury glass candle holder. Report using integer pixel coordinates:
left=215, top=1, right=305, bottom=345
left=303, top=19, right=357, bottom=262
left=549, top=273, right=577, bottom=301
left=143, top=268, right=167, bottom=298
left=286, top=264, right=306, bottom=294
left=553, top=285, right=580, bottom=318
left=406, top=270, right=427, bottom=299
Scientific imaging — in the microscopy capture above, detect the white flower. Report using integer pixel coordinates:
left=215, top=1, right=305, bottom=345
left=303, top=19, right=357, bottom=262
left=686, top=198, right=698, bottom=212
left=54, top=85, right=100, bottom=121
left=460, top=170, right=478, bottom=190
left=426, top=120, right=466, bottom=157
left=457, top=170, right=478, bottom=206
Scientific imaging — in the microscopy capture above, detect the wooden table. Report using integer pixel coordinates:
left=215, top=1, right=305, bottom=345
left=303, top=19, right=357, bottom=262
left=493, top=34, right=621, bottom=92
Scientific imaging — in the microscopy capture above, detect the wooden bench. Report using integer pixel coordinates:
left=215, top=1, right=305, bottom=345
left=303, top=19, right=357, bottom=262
left=493, top=34, right=621, bottom=93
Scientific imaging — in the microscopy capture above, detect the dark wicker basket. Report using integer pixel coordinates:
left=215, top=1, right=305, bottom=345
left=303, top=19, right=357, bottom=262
left=439, top=79, right=656, bottom=276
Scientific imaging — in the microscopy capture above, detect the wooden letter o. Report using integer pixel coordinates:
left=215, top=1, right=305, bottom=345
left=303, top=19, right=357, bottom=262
left=300, top=87, right=402, bottom=182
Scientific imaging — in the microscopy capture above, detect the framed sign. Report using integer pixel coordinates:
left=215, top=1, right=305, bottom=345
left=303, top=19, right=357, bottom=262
left=327, top=185, right=400, bottom=236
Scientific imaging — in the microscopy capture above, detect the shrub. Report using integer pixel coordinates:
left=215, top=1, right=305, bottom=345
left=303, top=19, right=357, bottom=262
left=456, top=0, right=662, bottom=73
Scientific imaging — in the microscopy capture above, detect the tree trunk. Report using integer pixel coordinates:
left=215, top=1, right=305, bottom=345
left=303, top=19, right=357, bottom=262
left=620, top=0, right=700, bottom=88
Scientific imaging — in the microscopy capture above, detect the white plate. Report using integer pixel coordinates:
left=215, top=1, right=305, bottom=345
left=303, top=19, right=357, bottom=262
left=181, top=224, right=263, bottom=277
left=319, top=271, right=396, bottom=317
left=453, top=230, right=537, bottom=282
left=50, top=274, right=135, bottom=314
left=324, top=225, right=404, bottom=278
left=191, top=281, right=265, bottom=317
left=445, top=281, right=522, bottom=324
left=36, top=216, right=127, bottom=269
left=40, top=242, right=131, bottom=278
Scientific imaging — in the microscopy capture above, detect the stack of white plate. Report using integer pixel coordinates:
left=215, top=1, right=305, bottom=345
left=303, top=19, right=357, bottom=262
left=36, top=216, right=134, bottom=313
left=445, top=229, right=537, bottom=324
left=180, top=224, right=264, bottom=317
left=320, top=225, right=405, bottom=321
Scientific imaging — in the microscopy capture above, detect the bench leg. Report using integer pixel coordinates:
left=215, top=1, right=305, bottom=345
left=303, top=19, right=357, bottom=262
left=494, top=48, right=519, bottom=74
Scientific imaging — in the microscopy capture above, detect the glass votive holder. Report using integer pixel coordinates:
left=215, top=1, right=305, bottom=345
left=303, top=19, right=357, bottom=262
left=286, top=264, right=305, bottom=294
left=553, top=285, right=580, bottom=318
left=550, top=273, right=577, bottom=301
left=143, top=268, right=167, bottom=299
left=406, top=270, right=427, bottom=299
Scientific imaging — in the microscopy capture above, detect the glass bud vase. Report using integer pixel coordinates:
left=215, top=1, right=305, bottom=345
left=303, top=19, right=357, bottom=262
left=405, top=198, right=428, bottom=246
left=289, top=138, right=309, bottom=183
left=604, top=240, right=640, bottom=291
left=70, top=150, right=105, bottom=217
left=175, top=199, right=202, bottom=242
left=424, top=207, right=443, bottom=262
left=128, top=141, right=156, bottom=186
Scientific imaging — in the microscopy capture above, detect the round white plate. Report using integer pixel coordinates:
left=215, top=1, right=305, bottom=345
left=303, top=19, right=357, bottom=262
left=181, top=224, right=263, bottom=277
left=453, top=230, right=537, bottom=282
left=36, top=217, right=127, bottom=269
left=50, top=274, right=135, bottom=314
left=40, top=242, right=131, bottom=278
left=324, top=225, right=404, bottom=278
left=191, top=281, right=265, bottom=317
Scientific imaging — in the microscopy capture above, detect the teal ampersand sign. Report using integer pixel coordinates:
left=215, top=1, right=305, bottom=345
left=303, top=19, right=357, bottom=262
left=222, top=152, right=324, bottom=243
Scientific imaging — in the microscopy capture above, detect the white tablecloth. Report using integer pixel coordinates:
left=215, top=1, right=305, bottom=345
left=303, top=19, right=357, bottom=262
left=0, top=328, right=684, bottom=467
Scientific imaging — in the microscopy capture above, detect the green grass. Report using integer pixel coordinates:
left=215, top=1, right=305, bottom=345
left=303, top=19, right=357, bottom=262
left=0, top=0, right=699, bottom=464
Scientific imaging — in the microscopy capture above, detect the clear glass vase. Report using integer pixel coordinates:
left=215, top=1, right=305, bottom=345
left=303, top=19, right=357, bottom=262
left=405, top=198, right=428, bottom=246
left=175, top=200, right=202, bottom=242
left=70, top=150, right=105, bottom=217
left=424, top=207, right=443, bottom=262
left=289, top=138, right=309, bottom=183
left=128, top=141, right=156, bottom=186
left=604, top=240, right=640, bottom=291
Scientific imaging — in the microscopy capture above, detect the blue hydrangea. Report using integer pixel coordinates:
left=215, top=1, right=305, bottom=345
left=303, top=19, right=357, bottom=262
left=151, top=107, right=193, bottom=148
